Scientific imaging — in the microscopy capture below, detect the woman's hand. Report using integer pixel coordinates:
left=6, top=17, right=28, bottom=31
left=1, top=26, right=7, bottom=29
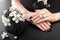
left=36, top=9, right=60, bottom=23
left=26, top=11, right=51, bottom=31
left=35, top=21, right=51, bottom=31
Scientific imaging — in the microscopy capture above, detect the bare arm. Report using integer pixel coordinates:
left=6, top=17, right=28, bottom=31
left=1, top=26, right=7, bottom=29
left=11, top=0, right=29, bottom=14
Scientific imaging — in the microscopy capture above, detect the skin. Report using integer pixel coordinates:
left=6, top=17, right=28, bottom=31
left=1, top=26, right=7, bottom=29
left=28, top=11, right=51, bottom=31
left=31, top=9, right=60, bottom=28
left=12, top=0, right=51, bottom=31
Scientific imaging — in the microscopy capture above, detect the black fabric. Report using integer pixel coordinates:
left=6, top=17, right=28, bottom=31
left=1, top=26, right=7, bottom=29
left=20, top=0, right=37, bottom=12
left=19, top=0, right=60, bottom=40
left=33, top=1, right=46, bottom=10
left=47, top=0, right=60, bottom=13
left=21, top=0, right=60, bottom=13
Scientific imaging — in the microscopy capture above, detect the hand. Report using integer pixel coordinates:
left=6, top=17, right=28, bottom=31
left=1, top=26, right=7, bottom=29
left=35, top=21, right=51, bottom=31
left=26, top=11, right=51, bottom=31
left=36, top=9, right=60, bottom=23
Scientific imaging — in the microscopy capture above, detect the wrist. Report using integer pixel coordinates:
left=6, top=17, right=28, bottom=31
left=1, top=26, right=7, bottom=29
left=54, top=13, right=60, bottom=21
left=18, top=7, right=30, bottom=14
left=57, top=13, right=60, bottom=21
left=25, top=10, right=30, bottom=14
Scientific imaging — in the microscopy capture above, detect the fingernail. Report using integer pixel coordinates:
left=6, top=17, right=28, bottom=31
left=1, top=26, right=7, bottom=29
left=51, top=25, right=53, bottom=28
left=41, top=30, right=45, bottom=32
left=46, top=28, right=52, bottom=32
left=29, top=16, right=32, bottom=19
left=30, top=20, right=33, bottom=23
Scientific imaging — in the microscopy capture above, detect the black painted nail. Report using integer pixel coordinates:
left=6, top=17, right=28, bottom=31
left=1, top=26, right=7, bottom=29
left=29, top=16, right=32, bottom=19
left=46, top=28, right=52, bottom=32
left=30, top=20, right=33, bottom=23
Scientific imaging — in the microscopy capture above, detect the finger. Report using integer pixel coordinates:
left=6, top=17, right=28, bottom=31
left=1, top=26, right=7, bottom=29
left=39, top=23, right=48, bottom=30
left=36, top=24, right=45, bottom=31
left=28, top=12, right=37, bottom=20
left=36, top=21, right=51, bottom=29
left=34, top=18, right=51, bottom=30
left=37, top=17, right=48, bottom=23
left=31, top=14, right=39, bottom=21
left=33, top=17, right=40, bottom=23
left=33, top=15, right=45, bottom=23
left=43, top=22, right=51, bottom=30
left=33, top=14, right=45, bottom=23
left=46, top=21, right=51, bottom=26
left=31, top=11, right=40, bottom=21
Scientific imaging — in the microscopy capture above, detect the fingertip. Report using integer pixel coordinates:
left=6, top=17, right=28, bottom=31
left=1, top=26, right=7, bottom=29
left=47, top=21, right=51, bottom=26
left=36, top=24, right=45, bottom=31
left=46, top=28, right=52, bottom=32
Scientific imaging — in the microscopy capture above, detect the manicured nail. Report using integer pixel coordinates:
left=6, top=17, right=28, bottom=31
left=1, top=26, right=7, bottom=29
left=29, top=16, right=32, bottom=19
left=30, top=20, right=33, bottom=23
left=41, top=29, right=46, bottom=32
left=46, top=28, right=52, bottom=32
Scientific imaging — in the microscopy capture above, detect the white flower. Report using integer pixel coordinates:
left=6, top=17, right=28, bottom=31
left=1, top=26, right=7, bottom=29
left=14, top=36, right=17, bottom=39
left=2, top=15, right=11, bottom=26
left=38, top=0, right=42, bottom=2
left=43, top=0, right=48, bottom=5
left=9, top=7, right=26, bottom=23
left=9, top=6, right=16, bottom=12
left=12, top=13, right=25, bottom=23
left=9, top=11, right=18, bottom=17
left=12, top=14, right=20, bottom=23
left=20, top=13, right=26, bottom=21
left=1, top=32, right=8, bottom=39
left=38, top=0, right=48, bottom=5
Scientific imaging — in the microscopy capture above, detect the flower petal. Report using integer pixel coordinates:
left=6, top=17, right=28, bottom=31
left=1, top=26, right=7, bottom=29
left=14, top=36, right=17, bottom=39
left=12, top=17, right=16, bottom=21
left=8, top=23, right=11, bottom=26
left=15, top=20, right=19, bottom=23
left=4, top=23, right=7, bottom=26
